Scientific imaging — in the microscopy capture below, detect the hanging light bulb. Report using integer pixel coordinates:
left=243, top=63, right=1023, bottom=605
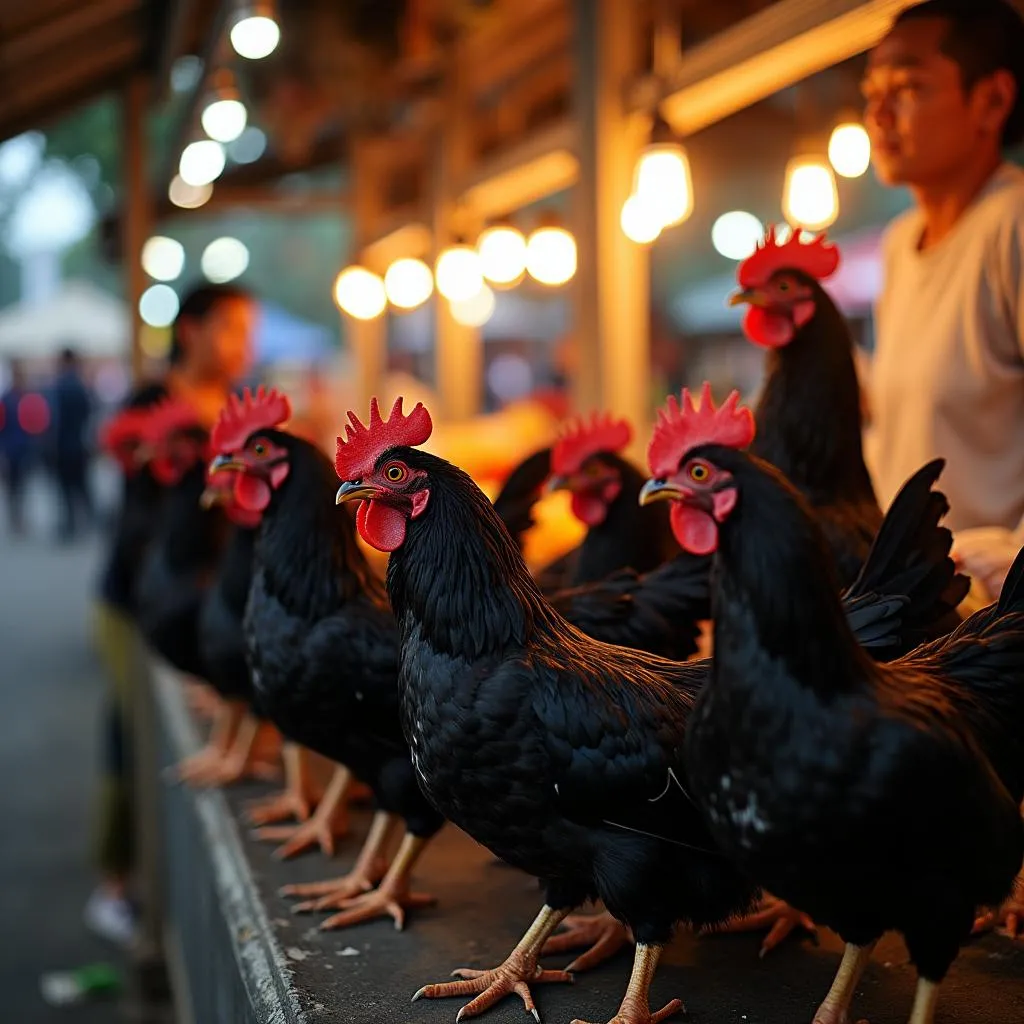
left=633, top=114, right=694, bottom=228
left=384, top=257, right=434, bottom=310
left=477, top=223, right=527, bottom=286
left=782, top=155, right=839, bottom=231
left=435, top=243, right=484, bottom=303
left=333, top=266, right=387, bottom=320
left=230, top=1, right=281, bottom=60
left=179, top=140, right=226, bottom=187
left=620, top=194, right=663, bottom=244
left=201, top=72, right=248, bottom=143
left=828, top=122, right=871, bottom=178
left=450, top=284, right=496, bottom=328
left=526, top=218, right=577, bottom=287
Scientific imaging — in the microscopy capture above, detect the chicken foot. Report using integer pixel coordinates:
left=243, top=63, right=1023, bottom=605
left=174, top=701, right=272, bottom=786
left=318, top=830, right=437, bottom=931
left=412, top=903, right=573, bottom=1021
left=255, top=765, right=354, bottom=858
left=284, top=810, right=394, bottom=909
left=812, top=942, right=875, bottom=1024
left=571, top=943, right=683, bottom=1024
left=246, top=743, right=316, bottom=826
left=704, top=893, right=818, bottom=957
left=973, top=868, right=1024, bottom=939
left=541, top=910, right=631, bottom=972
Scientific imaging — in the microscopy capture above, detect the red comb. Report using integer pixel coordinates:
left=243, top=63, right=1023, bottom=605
left=142, top=396, right=203, bottom=444
left=99, top=407, right=149, bottom=454
left=647, top=383, right=755, bottom=478
left=211, top=386, right=292, bottom=453
left=335, top=397, right=433, bottom=480
left=551, top=412, right=632, bottom=476
left=737, top=225, right=840, bottom=289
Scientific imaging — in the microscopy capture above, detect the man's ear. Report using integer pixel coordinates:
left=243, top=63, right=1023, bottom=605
left=978, top=69, right=1017, bottom=137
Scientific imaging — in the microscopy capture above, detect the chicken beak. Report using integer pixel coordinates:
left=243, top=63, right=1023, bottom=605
left=728, top=287, right=767, bottom=308
left=638, top=478, right=688, bottom=506
left=544, top=474, right=570, bottom=495
left=336, top=481, right=377, bottom=505
left=199, top=487, right=224, bottom=510
left=208, top=453, right=245, bottom=476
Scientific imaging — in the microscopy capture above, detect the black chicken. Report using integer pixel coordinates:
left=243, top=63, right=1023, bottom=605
left=645, top=385, right=1024, bottom=1024
left=134, top=398, right=229, bottom=680
left=729, top=228, right=882, bottom=588
left=174, top=466, right=279, bottom=787
left=208, top=388, right=444, bottom=931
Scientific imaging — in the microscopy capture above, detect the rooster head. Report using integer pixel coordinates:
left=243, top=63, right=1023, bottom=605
left=99, top=407, right=152, bottom=475
left=207, top=387, right=293, bottom=515
left=729, top=226, right=840, bottom=349
left=142, top=397, right=209, bottom=486
left=547, top=412, right=633, bottom=526
left=640, top=383, right=755, bottom=555
left=199, top=463, right=263, bottom=527
left=334, top=396, right=433, bottom=553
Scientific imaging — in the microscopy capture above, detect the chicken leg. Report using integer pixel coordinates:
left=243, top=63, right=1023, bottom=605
left=284, top=810, right=394, bottom=910
left=412, top=903, right=573, bottom=1020
left=318, top=830, right=437, bottom=931
left=907, top=978, right=939, bottom=1024
left=704, top=894, right=818, bottom=956
left=542, top=909, right=631, bottom=972
left=254, top=765, right=354, bottom=858
left=571, top=943, right=683, bottom=1024
left=812, top=942, right=875, bottom=1024
left=973, top=868, right=1024, bottom=939
left=173, top=700, right=242, bottom=784
left=193, top=710, right=279, bottom=787
left=246, top=743, right=316, bottom=826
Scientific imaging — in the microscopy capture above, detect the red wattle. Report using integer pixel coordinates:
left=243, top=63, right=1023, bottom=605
left=356, top=499, right=408, bottom=552
left=571, top=491, right=608, bottom=526
left=743, top=308, right=794, bottom=349
left=670, top=503, right=719, bottom=555
left=234, top=474, right=272, bottom=512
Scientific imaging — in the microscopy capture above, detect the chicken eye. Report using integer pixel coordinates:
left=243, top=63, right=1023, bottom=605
left=778, top=281, right=790, bottom=292
left=688, top=463, right=710, bottom=483
left=385, top=464, right=406, bottom=483
left=253, top=441, right=267, bottom=457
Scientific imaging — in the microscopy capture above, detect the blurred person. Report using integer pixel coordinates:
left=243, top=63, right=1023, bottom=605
left=87, top=284, right=256, bottom=945
left=862, top=0, right=1024, bottom=605
left=50, top=347, right=95, bottom=542
left=0, top=361, right=32, bottom=535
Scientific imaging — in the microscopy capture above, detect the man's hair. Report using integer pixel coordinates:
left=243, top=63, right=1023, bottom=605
left=895, top=0, right=1024, bottom=147
left=59, top=347, right=78, bottom=365
left=169, top=282, right=252, bottom=365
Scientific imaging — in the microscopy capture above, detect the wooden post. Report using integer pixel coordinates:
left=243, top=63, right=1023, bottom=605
left=433, top=39, right=483, bottom=422
left=347, top=138, right=387, bottom=411
left=572, top=0, right=650, bottom=438
left=121, top=76, right=150, bottom=381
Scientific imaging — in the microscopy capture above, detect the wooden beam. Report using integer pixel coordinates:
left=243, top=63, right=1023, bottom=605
left=0, top=0, right=138, bottom=66
left=461, top=118, right=578, bottom=220
left=121, top=76, right=151, bottom=381
left=642, top=0, right=916, bottom=135
left=153, top=0, right=200, bottom=102
left=572, top=0, right=650, bottom=441
left=361, top=219, right=433, bottom=275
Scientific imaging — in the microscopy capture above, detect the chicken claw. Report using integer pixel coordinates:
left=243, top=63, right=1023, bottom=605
left=412, top=958, right=572, bottom=1021
left=541, top=910, right=631, bottom=972
left=247, top=788, right=311, bottom=826
left=319, top=881, right=436, bottom=931
left=570, top=942, right=683, bottom=1024
left=703, top=894, right=817, bottom=957
left=973, top=892, right=1024, bottom=940
left=284, top=861, right=387, bottom=910
left=255, top=765, right=355, bottom=858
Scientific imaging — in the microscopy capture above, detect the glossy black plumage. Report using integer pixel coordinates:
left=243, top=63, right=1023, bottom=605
left=387, top=450, right=759, bottom=946
left=751, top=274, right=882, bottom=588
left=490, top=447, right=552, bottom=555
left=243, top=433, right=443, bottom=839
left=198, top=524, right=257, bottom=703
left=685, top=445, right=1024, bottom=986
left=135, top=461, right=229, bottom=677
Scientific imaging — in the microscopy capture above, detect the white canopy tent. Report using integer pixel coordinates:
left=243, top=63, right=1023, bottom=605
left=0, top=281, right=128, bottom=359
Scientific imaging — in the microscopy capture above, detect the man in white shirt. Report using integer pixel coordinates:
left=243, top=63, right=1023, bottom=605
left=865, top=0, right=1024, bottom=944
left=863, top=0, right=1024, bottom=603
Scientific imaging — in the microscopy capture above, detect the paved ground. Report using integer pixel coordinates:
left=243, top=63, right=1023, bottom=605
left=0, top=474, right=127, bottom=1024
